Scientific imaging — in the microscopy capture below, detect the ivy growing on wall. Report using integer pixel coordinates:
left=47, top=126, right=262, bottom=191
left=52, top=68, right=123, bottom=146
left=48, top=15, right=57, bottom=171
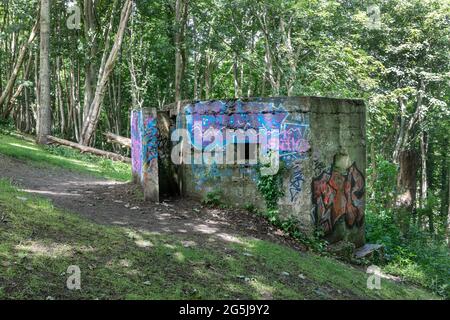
left=256, top=170, right=285, bottom=211
left=255, top=161, right=328, bottom=252
left=256, top=160, right=286, bottom=212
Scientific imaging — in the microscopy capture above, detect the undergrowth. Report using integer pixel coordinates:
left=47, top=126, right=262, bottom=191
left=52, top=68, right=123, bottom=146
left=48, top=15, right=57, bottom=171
left=366, top=157, right=450, bottom=298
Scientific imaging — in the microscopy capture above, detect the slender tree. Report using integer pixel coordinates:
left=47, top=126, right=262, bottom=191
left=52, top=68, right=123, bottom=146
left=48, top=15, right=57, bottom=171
left=37, top=0, right=51, bottom=144
left=80, top=0, right=133, bottom=146
left=0, top=20, right=38, bottom=116
left=174, top=0, right=188, bottom=106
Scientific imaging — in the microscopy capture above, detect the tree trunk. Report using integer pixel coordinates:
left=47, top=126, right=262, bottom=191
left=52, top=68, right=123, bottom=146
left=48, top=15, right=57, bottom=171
left=55, top=57, right=65, bottom=135
left=82, top=0, right=97, bottom=122
left=174, top=0, right=188, bottom=108
left=395, top=150, right=419, bottom=236
left=192, top=16, right=200, bottom=101
left=3, top=50, right=33, bottom=119
left=370, top=141, right=377, bottom=200
left=0, top=20, right=38, bottom=113
left=420, top=131, right=428, bottom=205
left=440, top=138, right=450, bottom=245
left=174, top=0, right=182, bottom=103
left=393, top=97, right=407, bottom=163
left=104, top=132, right=131, bottom=148
left=79, top=0, right=133, bottom=146
left=447, top=171, right=450, bottom=247
left=193, top=53, right=199, bottom=100
left=281, top=17, right=296, bottom=96
left=441, top=140, right=449, bottom=217
left=233, top=52, right=239, bottom=98
left=420, top=130, right=434, bottom=232
left=47, top=135, right=131, bottom=163
left=37, top=0, right=51, bottom=144
left=32, top=48, right=39, bottom=125
left=204, top=51, right=212, bottom=100
left=24, top=86, right=31, bottom=133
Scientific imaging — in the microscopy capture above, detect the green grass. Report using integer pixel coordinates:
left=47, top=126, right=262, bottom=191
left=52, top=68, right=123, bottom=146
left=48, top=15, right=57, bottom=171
left=0, top=132, right=130, bottom=182
left=366, top=157, right=450, bottom=298
left=0, top=179, right=438, bottom=300
left=366, top=199, right=450, bottom=298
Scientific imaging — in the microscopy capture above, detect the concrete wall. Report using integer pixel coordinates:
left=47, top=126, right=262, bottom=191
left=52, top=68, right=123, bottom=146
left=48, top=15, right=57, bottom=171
left=309, top=98, right=366, bottom=246
left=131, top=108, right=159, bottom=202
left=131, top=96, right=366, bottom=246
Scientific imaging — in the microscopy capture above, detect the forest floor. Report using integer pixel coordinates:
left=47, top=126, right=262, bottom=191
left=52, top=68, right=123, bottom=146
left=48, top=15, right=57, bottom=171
left=0, top=133, right=439, bottom=299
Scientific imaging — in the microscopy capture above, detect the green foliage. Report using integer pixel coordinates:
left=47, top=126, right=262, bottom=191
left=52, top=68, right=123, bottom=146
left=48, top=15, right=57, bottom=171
left=0, top=119, right=15, bottom=132
left=254, top=163, right=327, bottom=252
left=276, top=215, right=328, bottom=253
left=243, top=203, right=257, bottom=213
left=202, top=190, right=222, bottom=207
left=366, top=156, right=450, bottom=298
left=366, top=156, right=398, bottom=205
left=367, top=209, right=450, bottom=298
left=256, top=175, right=284, bottom=210
left=256, top=164, right=285, bottom=211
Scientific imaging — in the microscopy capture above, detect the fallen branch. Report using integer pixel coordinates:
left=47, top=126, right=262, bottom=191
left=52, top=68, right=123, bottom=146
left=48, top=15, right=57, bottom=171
left=7, top=131, right=37, bottom=143
left=103, top=132, right=131, bottom=149
left=47, top=135, right=131, bottom=163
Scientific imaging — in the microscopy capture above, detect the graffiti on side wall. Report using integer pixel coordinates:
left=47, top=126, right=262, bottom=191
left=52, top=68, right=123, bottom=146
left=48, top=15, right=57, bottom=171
left=312, top=162, right=365, bottom=235
left=289, top=166, right=305, bottom=203
left=131, top=110, right=159, bottom=184
left=143, top=116, right=158, bottom=166
left=131, top=110, right=143, bottom=177
left=313, top=159, right=327, bottom=177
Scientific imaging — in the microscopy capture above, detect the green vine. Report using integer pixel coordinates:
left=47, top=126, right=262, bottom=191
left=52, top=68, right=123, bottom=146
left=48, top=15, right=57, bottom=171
left=255, top=161, right=328, bottom=252
left=256, top=162, right=285, bottom=211
left=202, top=190, right=222, bottom=207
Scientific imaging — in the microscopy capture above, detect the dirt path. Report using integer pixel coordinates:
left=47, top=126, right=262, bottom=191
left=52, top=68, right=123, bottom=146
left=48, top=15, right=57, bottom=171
left=0, top=154, right=305, bottom=251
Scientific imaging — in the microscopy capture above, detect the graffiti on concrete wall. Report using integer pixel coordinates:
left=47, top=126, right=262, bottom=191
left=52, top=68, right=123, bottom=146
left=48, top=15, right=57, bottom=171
left=143, top=116, right=158, bottom=166
left=312, top=162, right=365, bottom=235
left=289, top=166, right=305, bottom=203
left=182, top=99, right=310, bottom=191
left=185, top=100, right=288, bottom=149
left=184, top=100, right=310, bottom=160
left=313, top=159, right=327, bottom=177
left=190, top=164, right=258, bottom=191
left=131, top=110, right=159, bottom=183
left=191, top=163, right=223, bottom=190
left=131, top=110, right=143, bottom=178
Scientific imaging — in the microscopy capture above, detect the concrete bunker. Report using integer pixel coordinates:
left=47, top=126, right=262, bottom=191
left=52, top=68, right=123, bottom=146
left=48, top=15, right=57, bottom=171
left=131, top=96, right=366, bottom=246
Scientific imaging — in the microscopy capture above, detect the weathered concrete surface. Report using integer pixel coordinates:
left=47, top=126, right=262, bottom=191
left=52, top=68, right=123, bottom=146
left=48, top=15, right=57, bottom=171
left=131, top=108, right=159, bottom=202
left=309, top=97, right=366, bottom=246
left=132, top=96, right=366, bottom=246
